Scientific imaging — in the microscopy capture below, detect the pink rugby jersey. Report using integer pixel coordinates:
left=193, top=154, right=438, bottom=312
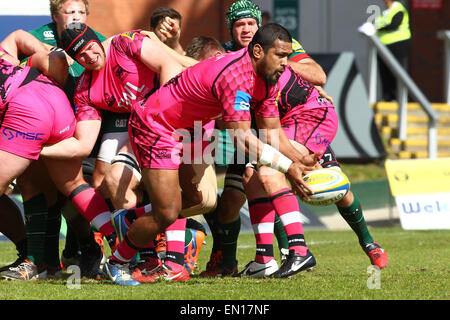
left=276, top=65, right=328, bottom=120
left=74, top=31, right=159, bottom=121
left=0, top=46, right=76, bottom=159
left=0, top=46, right=29, bottom=106
left=139, top=47, right=280, bottom=129
left=277, top=65, right=337, bottom=154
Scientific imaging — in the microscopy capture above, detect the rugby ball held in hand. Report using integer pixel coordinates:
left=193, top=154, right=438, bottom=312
left=303, top=168, right=350, bottom=206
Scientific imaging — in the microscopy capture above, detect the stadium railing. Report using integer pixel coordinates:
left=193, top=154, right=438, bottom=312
left=359, top=24, right=439, bottom=159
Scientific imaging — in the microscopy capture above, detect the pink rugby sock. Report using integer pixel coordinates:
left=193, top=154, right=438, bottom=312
left=111, top=232, right=140, bottom=263
left=270, top=188, right=307, bottom=256
left=164, top=218, right=187, bottom=272
left=70, top=184, right=114, bottom=236
left=248, top=198, right=276, bottom=264
left=123, top=204, right=152, bottom=227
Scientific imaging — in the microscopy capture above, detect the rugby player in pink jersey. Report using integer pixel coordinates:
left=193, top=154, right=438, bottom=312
left=0, top=48, right=75, bottom=194
left=41, top=23, right=217, bottom=283
left=95, top=23, right=319, bottom=286
left=240, top=65, right=337, bottom=278
left=198, top=0, right=332, bottom=278
left=64, top=23, right=219, bottom=277
left=66, top=22, right=216, bottom=280
left=217, top=1, right=388, bottom=277
left=241, top=64, right=388, bottom=277
left=40, top=22, right=182, bottom=253
left=0, top=35, right=117, bottom=279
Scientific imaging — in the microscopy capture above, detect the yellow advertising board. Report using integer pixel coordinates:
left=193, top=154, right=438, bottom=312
left=385, top=159, right=450, bottom=230
left=385, top=158, right=450, bottom=196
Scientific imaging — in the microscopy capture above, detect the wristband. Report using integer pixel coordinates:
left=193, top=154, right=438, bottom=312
left=258, top=144, right=292, bottom=173
left=277, top=152, right=293, bottom=173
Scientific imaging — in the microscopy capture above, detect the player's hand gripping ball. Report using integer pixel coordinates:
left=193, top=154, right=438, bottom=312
left=302, top=168, right=350, bottom=206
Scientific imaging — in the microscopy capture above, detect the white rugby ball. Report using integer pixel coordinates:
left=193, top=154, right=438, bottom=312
left=302, top=168, right=350, bottom=206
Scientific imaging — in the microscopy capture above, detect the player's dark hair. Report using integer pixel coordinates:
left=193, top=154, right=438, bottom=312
left=248, top=23, right=292, bottom=54
left=261, top=11, right=271, bottom=22
left=150, top=7, right=182, bottom=29
left=185, top=36, right=225, bottom=60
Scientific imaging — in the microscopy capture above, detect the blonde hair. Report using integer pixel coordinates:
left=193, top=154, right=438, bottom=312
left=50, top=0, right=89, bottom=20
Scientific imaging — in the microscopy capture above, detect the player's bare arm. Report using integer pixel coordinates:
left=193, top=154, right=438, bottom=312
left=1, top=29, right=48, bottom=60
left=139, top=30, right=198, bottom=69
left=0, top=30, right=68, bottom=85
left=139, top=36, right=183, bottom=85
left=289, top=57, right=334, bottom=103
left=255, top=115, right=321, bottom=168
left=223, top=120, right=314, bottom=198
left=288, top=57, right=326, bottom=86
left=40, top=120, right=101, bottom=159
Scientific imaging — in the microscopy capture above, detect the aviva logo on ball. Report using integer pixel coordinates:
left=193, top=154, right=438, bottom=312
left=303, top=168, right=350, bottom=206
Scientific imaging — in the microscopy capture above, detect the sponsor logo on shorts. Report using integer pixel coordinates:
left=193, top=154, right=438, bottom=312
left=313, top=132, right=331, bottom=147
left=1, top=128, right=44, bottom=141
left=155, top=149, right=171, bottom=159
left=234, top=90, right=251, bottom=111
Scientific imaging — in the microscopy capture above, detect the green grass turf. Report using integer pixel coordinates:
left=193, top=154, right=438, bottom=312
left=0, top=227, right=448, bottom=301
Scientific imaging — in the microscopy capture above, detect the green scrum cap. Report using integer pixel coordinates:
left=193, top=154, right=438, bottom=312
left=226, top=0, right=262, bottom=36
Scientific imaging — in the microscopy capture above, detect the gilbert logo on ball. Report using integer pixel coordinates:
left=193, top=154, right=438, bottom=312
left=303, top=168, right=350, bottom=206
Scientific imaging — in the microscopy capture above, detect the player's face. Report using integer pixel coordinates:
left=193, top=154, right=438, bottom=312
left=258, top=39, right=292, bottom=86
left=77, top=41, right=105, bottom=71
left=232, top=18, right=259, bottom=49
left=54, top=0, right=87, bottom=37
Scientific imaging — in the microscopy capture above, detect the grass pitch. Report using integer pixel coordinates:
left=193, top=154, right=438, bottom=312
left=0, top=226, right=448, bottom=301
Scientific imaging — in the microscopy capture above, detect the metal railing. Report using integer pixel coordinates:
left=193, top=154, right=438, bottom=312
left=438, top=30, right=450, bottom=105
left=359, top=26, right=440, bottom=159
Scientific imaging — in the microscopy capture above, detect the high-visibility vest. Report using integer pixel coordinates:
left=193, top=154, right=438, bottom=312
left=376, top=1, right=411, bottom=45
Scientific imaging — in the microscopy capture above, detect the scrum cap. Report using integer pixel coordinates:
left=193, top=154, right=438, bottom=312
left=226, top=0, right=262, bottom=36
left=61, top=22, right=102, bottom=59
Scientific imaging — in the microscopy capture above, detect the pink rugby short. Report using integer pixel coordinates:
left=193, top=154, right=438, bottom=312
left=128, top=110, right=181, bottom=170
left=281, top=91, right=338, bottom=155
left=128, top=109, right=215, bottom=170
left=0, top=77, right=76, bottom=160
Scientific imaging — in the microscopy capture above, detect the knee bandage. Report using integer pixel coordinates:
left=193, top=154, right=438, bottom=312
left=181, top=164, right=218, bottom=217
left=181, top=186, right=218, bottom=217
left=110, top=152, right=142, bottom=181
